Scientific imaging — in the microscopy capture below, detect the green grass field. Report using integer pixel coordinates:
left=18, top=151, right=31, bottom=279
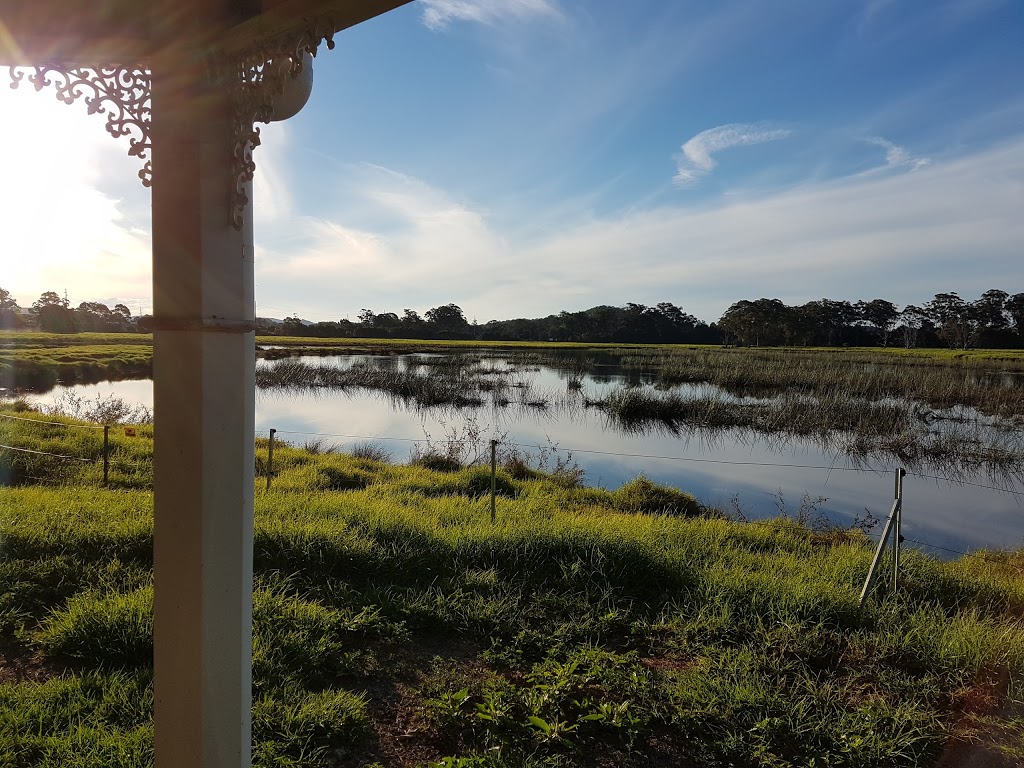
left=0, top=332, right=153, bottom=348
left=2, top=407, right=1024, bottom=766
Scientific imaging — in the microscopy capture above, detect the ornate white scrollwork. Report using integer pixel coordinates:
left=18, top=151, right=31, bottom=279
left=8, top=66, right=152, bottom=187
left=6, top=17, right=338, bottom=230
left=230, top=17, right=336, bottom=229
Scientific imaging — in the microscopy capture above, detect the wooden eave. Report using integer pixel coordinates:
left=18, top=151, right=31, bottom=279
left=0, top=0, right=412, bottom=66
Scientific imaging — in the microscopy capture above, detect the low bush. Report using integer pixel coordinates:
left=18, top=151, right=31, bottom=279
left=612, top=475, right=701, bottom=516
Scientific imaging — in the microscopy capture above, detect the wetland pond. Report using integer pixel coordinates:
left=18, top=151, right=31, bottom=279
left=30, top=347, right=1024, bottom=557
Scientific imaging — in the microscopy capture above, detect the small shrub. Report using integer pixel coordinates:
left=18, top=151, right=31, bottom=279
left=411, top=449, right=463, bottom=473
left=503, top=455, right=541, bottom=481
left=42, top=391, right=153, bottom=425
left=460, top=466, right=518, bottom=498
left=612, top=476, right=700, bottom=517
left=301, top=438, right=338, bottom=455
left=349, top=441, right=391, bottom=463
left=315, top=466, right=374, bottom=491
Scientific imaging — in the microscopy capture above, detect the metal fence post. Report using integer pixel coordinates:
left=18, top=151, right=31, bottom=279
left=891, top=468, right=905, bottom=593
left=102, top=425, right=110, bottom=486
left=490, top=439, right=498, bottom=524
left=266, top=428, right=276, bottom=491
left=859, top=467, right=905, bottom=607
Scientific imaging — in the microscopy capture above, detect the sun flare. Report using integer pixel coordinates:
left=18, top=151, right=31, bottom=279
left=0, top=80, right=150, bottom=308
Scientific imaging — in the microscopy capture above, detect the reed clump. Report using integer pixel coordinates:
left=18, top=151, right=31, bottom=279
left=592, top=386, right=1024, bottom=471
left=619, top=347, right=1024, bottom=418
left=256, top=359, right=491, bottom=407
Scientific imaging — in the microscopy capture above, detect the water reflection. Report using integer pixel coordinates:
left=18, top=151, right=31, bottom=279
left=29, top=351, right=1024, bottom=556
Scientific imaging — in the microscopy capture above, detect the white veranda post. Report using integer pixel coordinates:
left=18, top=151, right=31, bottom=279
left=150, top=49, right=312, bottom=767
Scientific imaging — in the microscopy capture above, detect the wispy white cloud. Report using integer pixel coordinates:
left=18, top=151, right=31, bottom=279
left=256, top=136, right=1024, bottom=324
left=255, top=164, right=507, bottom=320
left=253, top=123, right=293, bottom=223
left=421, top=0, right=561, bottom=30
left=673, top=123, right=792, bottom=186
left=856, top=0, right=900, bottom=35
left=864, top=136, right=930, bottom=170
left=522, top=137, right=1023, bottom=319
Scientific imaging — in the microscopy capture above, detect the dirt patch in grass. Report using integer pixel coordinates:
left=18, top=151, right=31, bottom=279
left=347, top=633, right=486, bottom=767
left=0, top=638, right=62, bottom=685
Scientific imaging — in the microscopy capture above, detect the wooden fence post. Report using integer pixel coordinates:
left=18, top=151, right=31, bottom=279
left=103, top=425, right=110, bottom=486
left=490, top=439, right=497, bottom=524
left=891, top=468, right=905, bottom=593
left=266, top=428, right=276, bottom=491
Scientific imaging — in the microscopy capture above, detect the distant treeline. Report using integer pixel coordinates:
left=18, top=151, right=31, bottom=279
left=4, top=286, right=1023, bottom=349
left=0, top=289, right=135, bottom=334
left=717, top=291, right=1024, bottom=349
left=266, top=291, right=1024, bottom=349
left=271, top=302, right=720, bottom=345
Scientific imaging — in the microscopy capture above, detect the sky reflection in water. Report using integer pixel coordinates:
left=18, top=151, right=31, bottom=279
left=32, top=352, right=1024, bottom=558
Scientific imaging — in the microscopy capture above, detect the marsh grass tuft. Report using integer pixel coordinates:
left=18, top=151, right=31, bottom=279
left=612, top=475, right=701, bottom=516
left=349, top=441, right=392, bottom=463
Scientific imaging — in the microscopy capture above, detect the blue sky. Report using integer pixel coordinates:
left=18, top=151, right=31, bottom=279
left=3, top=0, right=1023, bottom=323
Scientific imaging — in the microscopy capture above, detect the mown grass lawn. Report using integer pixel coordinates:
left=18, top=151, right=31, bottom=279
left=2, top=408, right=1024, bottom=766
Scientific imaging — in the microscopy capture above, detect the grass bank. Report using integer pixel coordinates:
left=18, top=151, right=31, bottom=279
left=0, top=345, right=153, bottom=390
left=2, top=409, right=1024, bottom=766
left=0, top=332, right=152, bottom=348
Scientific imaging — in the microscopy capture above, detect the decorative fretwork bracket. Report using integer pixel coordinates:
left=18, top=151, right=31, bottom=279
left=8, top=66, right=153, bottom=186
left=7, top=16, right=337, bottom=230
left=229, top=16, right=336, bottom=229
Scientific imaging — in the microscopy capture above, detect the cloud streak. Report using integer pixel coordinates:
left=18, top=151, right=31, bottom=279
left=674, top=123, right=792, bottom=186
left=421, top=0, right=561, bottom=30
left=864, top=136, right=931, bottom=170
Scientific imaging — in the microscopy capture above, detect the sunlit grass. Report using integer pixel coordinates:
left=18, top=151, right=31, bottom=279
left=0, top=344, right=152, bottom=389
left=3, top=411, right=1024, bottom=765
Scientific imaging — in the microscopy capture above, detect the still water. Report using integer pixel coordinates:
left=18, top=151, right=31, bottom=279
left=30, top=352, right=1024, bottom=557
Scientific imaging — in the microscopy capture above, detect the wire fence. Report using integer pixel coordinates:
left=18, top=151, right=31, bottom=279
left=0, top=443, right=93, bottom=462
left=3, top=411, right=1019, bottom=560
left=266, top=427, right=1017, bottom=562
left=273, top=427, right=1023, bottom=495
left=0, top=412, right=105, bottom=430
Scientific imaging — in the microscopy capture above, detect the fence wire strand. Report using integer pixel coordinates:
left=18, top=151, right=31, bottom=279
left=273, top=429, right=459, bottom=444
left=903, top=537, right=969, bottom=556
left=0, top=443, right=93, bottom=462
left=507, top=443, right=885, bottom=474
left=0, top=412, right=105, bottom=430
left=906, top=471, right=1024, bottom=497
left=267, top=432, right=1023, bottom=498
